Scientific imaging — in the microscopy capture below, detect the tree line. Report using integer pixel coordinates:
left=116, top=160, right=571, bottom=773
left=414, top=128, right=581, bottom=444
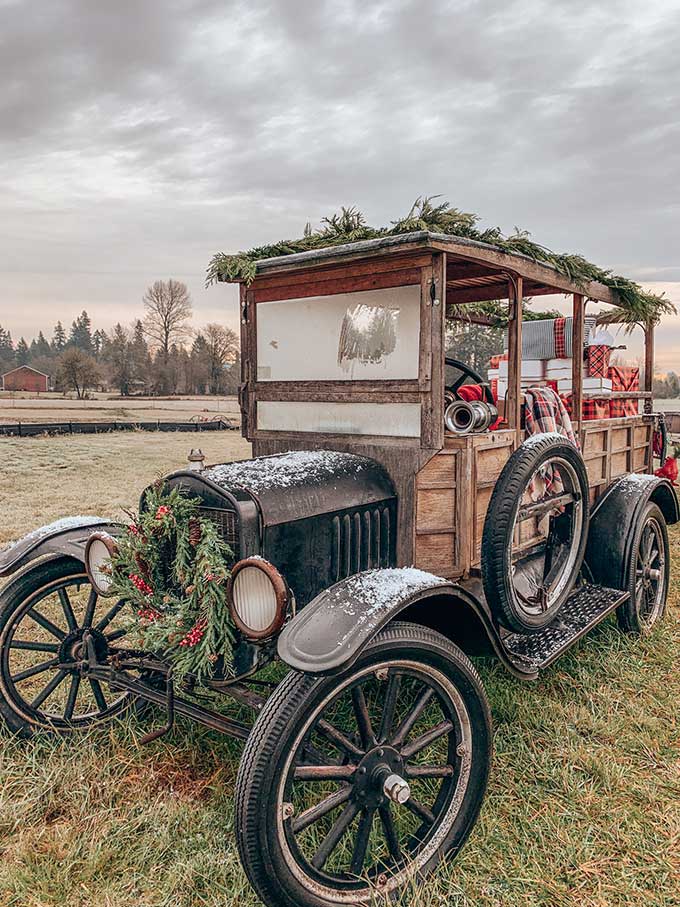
left=0, top=279, right=239, bottom=398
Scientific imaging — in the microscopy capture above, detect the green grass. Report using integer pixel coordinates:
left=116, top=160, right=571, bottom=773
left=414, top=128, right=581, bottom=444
left=1, top=434, right=679, bottom=906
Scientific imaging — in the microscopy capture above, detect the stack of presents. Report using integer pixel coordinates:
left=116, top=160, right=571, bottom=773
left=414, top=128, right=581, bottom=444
left=489, top=316, right=640, bottom=421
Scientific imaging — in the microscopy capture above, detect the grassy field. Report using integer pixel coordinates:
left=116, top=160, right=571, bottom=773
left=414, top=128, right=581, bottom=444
left=0, top=433, right=678, bottom=907
left=0, top=394, right=241, bottom=426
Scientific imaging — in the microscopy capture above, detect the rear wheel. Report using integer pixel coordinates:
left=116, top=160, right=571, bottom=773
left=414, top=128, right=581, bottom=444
left=617, top=502, right=669, bottom=634
left=235, top=622, right=492, bottom=907
left=0, top=556, right=136, bottom=737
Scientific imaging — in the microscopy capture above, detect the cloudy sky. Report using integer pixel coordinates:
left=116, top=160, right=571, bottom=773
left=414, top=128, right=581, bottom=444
left=1, top=0, right=678, bottom=368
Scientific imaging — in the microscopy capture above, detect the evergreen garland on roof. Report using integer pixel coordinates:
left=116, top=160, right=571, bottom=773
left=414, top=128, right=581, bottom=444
left=206, top=197, right=673, bottom=325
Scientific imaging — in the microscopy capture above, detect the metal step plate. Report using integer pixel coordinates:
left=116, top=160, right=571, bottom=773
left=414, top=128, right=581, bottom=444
left=503, top=584, right=629, bottom=673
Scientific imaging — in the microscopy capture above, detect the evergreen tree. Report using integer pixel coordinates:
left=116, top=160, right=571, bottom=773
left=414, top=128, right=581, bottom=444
left=130, top=319, right=151, bottom=390
left=0, top=325, right=14, bottom=371
left=69, top=310, right=94, bottom=355
left=15, top=337, right=30, bottom=366
left=52, top=321, right=66, bottom=352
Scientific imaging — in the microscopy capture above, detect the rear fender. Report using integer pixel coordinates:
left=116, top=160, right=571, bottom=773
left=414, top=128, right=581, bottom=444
left=0, top=517, right=123, bottom=578
left=277, top=567, right=522, bottom=676
left=586, top=474, right=679, bottom=589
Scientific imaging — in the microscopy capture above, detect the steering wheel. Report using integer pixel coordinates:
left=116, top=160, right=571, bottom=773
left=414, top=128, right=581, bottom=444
left=445, top=357, right=495, bottom=406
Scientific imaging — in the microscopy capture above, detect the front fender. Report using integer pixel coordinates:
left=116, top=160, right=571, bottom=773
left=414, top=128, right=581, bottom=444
left=586, top=474, right=679, bottom=590
left=277, top=567, right=504, bottom=675
left=0, top=517, right=123, bottom=578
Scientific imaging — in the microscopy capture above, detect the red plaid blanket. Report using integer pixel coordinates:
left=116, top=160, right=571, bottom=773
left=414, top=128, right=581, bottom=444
left=524, top=387, right=579, bottom=448
left=524, top=387, right=579, bottom=494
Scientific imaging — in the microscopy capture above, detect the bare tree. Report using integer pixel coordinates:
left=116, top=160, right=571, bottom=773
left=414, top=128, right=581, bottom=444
left=142, top=279, right=193, bottom=362
left=204, top=323, right=239, bottom=394
left=56, top=349, right=99, bottom=399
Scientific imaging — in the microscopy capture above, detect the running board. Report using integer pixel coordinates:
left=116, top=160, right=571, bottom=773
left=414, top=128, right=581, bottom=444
left=502, top=584, right=629, bottom=674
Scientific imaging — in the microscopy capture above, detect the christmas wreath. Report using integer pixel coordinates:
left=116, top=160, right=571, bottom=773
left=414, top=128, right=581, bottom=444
left=108, top=483, right=235, bottom=680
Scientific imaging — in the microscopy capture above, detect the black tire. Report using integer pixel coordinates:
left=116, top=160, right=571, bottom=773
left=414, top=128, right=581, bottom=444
left=617, top=502, right=669, bottom=634
left=235, top=621, right=492, bottom=907
left=481, top=434, right=590, bottom=634
left=0, top=556, right=137, bottom=738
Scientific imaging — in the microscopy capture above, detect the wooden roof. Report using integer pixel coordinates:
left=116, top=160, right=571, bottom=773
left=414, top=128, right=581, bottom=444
left=241, top=231, right=619, bottom=308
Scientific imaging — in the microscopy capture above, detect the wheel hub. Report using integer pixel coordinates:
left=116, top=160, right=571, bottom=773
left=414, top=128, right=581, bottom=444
left=58, top=628, right=108, bottom=670
left=353, top=745, right=409, bottom=808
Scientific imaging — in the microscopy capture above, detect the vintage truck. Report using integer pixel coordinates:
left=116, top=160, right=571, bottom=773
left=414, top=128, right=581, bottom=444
left=0, top=229, right=676, bottom=907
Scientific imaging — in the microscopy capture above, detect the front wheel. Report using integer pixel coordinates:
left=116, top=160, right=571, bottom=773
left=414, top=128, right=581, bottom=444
left=0, top=556, right=136, bottom=737
left=235, top=622, right=492, bottom=907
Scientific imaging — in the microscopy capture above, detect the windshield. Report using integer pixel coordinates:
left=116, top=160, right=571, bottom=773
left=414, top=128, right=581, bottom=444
left=256, top=284, right=421, bottom=381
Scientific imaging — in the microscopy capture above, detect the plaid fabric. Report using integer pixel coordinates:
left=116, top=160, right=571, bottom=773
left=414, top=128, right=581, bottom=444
left=582, top=398, right=609, bottom=420
left=587, top=345, right=611, bottom=378
left=554, top=317, right=567, bottom=358
left=524, top=387, right=579, bottom=447
left=524, top=387, right=579, bottom=494
left=561, top=394, right=610, bottom=421
left=608, top=366, right=640, bottom=417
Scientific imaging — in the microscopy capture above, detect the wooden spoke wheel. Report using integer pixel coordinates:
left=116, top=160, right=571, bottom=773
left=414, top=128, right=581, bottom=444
left=235, top=622, right=492, bottom=907
left=617, top=502, right=669, bottom=634
left=0, top=556, right=135, bottom=736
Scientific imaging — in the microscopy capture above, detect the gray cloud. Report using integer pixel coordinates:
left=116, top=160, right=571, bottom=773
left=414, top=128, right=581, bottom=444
left=1, top=0, right=679, bottom=350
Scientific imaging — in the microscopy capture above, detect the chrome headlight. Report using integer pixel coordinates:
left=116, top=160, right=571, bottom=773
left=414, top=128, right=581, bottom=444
left=84, top=532, right=118, bottom=596
left=228, top=558, right=289, bottom=639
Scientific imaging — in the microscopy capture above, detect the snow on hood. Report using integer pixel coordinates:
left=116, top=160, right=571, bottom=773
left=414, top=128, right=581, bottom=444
left=203, top=450, right=372, bottom=494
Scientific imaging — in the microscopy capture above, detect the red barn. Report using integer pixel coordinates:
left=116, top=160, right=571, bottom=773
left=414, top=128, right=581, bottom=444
left=1, top=365, right=50, bottom=393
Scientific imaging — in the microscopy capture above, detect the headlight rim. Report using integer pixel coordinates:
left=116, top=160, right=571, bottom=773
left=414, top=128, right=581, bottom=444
left=227, top=557, right=289, bottom=640
left=84, top=531, right=118, bottom=597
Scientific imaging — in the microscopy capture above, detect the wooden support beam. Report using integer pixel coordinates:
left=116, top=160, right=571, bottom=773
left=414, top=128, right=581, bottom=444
left=571, top=293, right=585, bottom=430
left=506, top=276, right=523, bottom=439
left=644, top=323, right=654, bottom=414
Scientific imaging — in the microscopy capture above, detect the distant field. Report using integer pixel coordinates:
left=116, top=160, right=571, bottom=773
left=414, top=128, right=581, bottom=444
left=0, top=393, right=241, bottom=425
left=0, top=431, right=251, bottom=548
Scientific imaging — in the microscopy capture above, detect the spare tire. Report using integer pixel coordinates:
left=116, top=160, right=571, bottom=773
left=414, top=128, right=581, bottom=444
left=481, top=433, right=589, bottom=634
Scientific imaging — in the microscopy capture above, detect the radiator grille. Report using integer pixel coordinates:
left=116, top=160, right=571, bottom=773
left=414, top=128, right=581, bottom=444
left=331, top=507, right=391, bottom=582
left=198, top=507, right=239, bottom=555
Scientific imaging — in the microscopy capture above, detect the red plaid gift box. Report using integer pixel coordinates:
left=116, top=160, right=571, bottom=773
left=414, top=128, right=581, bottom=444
left=554, top=317, right=567, bottom=358
left=608, top=366, right=640, bottom=417
left=587, top=345, right=611, bottom=378
left=560, top=393, right=609, bottom=420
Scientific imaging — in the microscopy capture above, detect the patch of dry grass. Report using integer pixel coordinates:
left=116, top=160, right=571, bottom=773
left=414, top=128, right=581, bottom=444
left=0, top=434, right=678, bottom=907
left=0, top=394, right=241, bottom=425
left=0, top=432, right=250, bottom=547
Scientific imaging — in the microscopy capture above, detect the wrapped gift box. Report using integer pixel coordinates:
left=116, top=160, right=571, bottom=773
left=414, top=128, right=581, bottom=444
left=557, top=377, right=612, bottom=394
left=561, top=394, right=610, bottom=420
left=587, top=344, right=611, bottom=378
left=608, top=366, right=640, bottom=416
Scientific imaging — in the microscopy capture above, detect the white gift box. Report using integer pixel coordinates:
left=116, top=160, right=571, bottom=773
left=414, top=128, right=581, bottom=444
left=557, top=377, right=612, bottom=394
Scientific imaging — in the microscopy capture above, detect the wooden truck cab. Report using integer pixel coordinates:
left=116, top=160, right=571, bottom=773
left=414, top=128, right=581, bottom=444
left=233, top=231, right=657, bottom=579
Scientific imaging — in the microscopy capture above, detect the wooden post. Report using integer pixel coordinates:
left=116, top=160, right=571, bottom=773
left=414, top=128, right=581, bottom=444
left=644, top=322, right=654, bottom=414
left=506, top=275, right=523, bottom=441
left=571, top=293, right=584, bottom=431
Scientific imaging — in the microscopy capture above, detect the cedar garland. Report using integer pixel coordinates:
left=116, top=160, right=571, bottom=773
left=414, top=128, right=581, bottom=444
left=107, top=483, right=235, bottom=681
left=206, top=196, right=674, bottom=327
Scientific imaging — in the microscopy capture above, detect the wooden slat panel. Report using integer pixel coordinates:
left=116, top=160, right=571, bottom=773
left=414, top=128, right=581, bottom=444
left=253, top=267, right=421, bottom=303
left=610, top=427, right=630, bottom=452
left=415, top=533, right=456, bottom=574
left=416, top=488, right=456, bottom=532
left=585, top=455, right=607, bottom=484
left=476, top=444, right=513, bottom=485
left=583, top=429, right=607, bottom=455
left=252, top=253, right=434, bottom=291
left=417, top=452, right=457, bottom=488
left=633, top=446, right=648, bottom=470
left=611, top=450, right=629, bottom=477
